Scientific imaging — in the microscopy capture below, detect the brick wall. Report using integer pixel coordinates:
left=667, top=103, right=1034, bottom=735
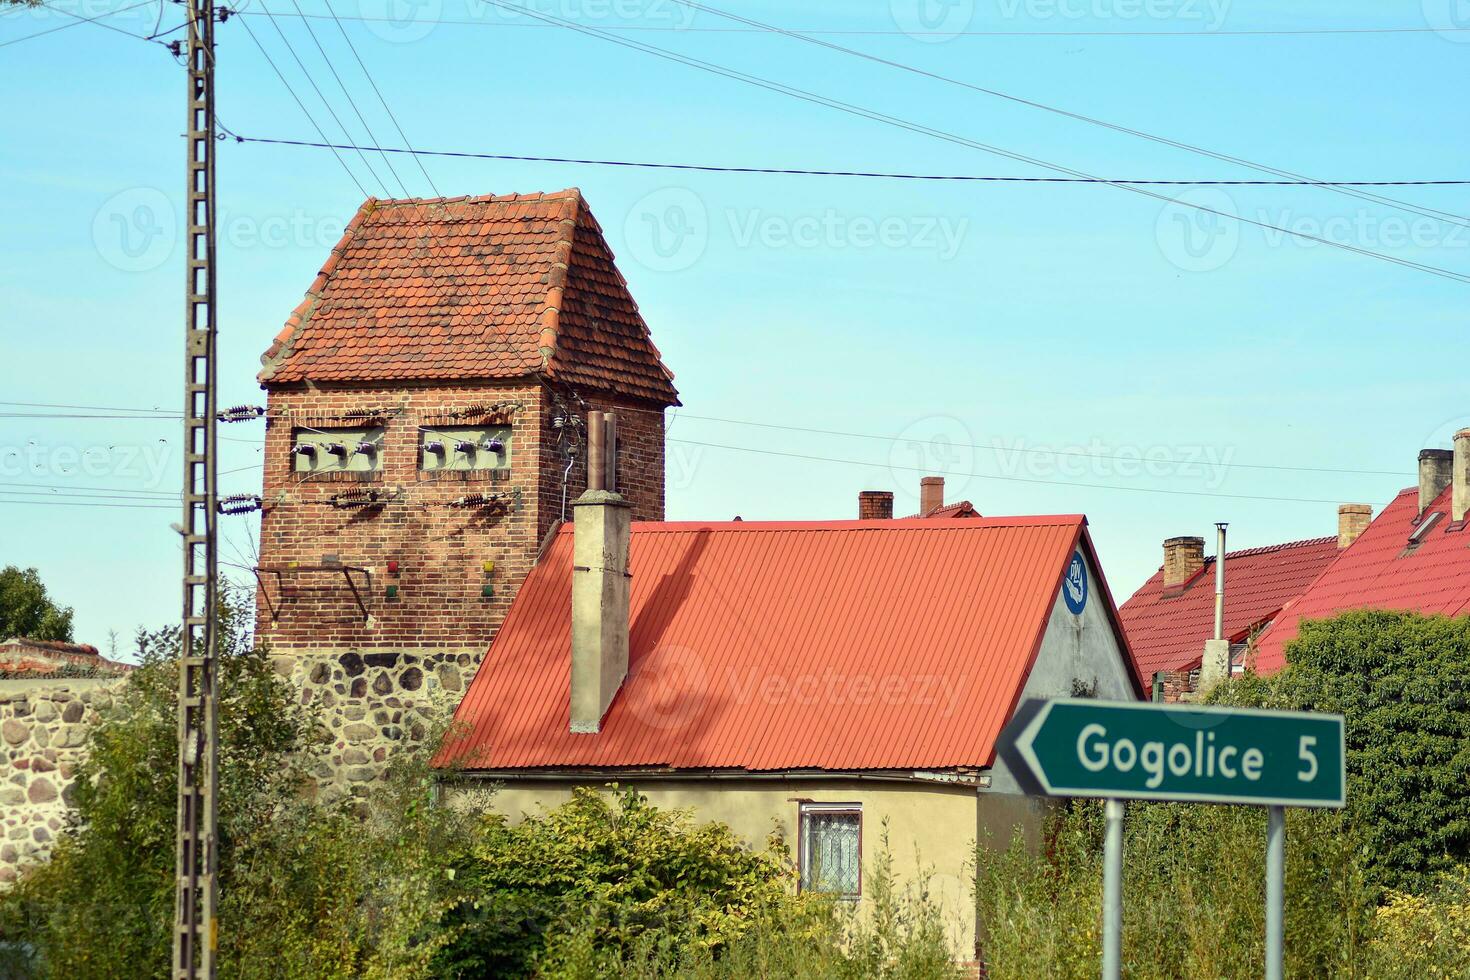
left=254, top=380, right=667, bottom=791
left=256, top=381, right=666, bottom=657
left=1156, top=668, right=1202, bottom=703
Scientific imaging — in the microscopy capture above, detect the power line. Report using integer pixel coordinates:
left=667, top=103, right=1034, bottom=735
left=240, top=10, right=1470, bottom=39
left=274, top=0, right=413, bottom=197
left=667, top=437, right=1379, bottom=505
left=0, top=397, right=1415, bottom=481
left=670, top=413, right=1409, bottom=478
left=226, top=134, right=1470, bottom=187
left=465, top=0, right=1470, bottom=286
left=235, top=12, right=371, bottom=199
left=254, top=1, right=391, bottom=196
left=673, top=0, right=1470, bottom=229
left=0, top=0, right=158, bottom=47
left=317, top=0, right=442, bottom=197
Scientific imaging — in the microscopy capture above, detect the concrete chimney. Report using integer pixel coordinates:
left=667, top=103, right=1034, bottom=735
left=1420, top=449, right=1454, bottom=516
left=858, top=490, right=894, bottom=520
left=1455, top=430, right=1470, bottom=523
left=570, top=410, right=632, bottom=734
left=919, top=476, right=945, bottom=516
left=1162, top=536, right=1206, bottom=588
left=1338, top=504, right=1373, bottom=549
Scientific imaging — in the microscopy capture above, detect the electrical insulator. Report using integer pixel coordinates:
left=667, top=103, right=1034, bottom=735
left=217, top=494, right=262, bottom=515
left=324, top=442, right=348, bottom=457
left=353, top=441, right=376, bottom=455
left=292, top=444, right=316, bottom=457
left=217, top=404, right=265, bottom=423
left=423, top=440, right=445, bottom=454
left=454, top=439, right=477, bottom=454
left=329, top=488, right=387, bottom=509
left=482, top=437, right=505, bottom=454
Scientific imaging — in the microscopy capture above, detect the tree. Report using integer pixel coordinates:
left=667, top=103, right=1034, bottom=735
left=0, top=565, right=74, bottom=643
left=1216, top=609, right=1470, bottom=892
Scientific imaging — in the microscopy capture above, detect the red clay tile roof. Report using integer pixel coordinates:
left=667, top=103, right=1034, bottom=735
left=906, top=501, right=980, bottom=519
left=436, top=516, right=1130, bottom=773
left=1254, top=486, right=1470, bottom=673
left=1118, top=536, right=1340, bottom=688
left=0, top=638, right=132, bottom=677
left=259, top=190, right=679, bottom=406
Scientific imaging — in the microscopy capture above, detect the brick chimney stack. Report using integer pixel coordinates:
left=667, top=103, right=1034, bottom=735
left=919, top=476, right=945, bottom=517
left=858, top=490, right=894, bottom=520
left=1420, top=449, right=1454, bottom=516
left=570, top=413, right=631, bottom=734
left=1338, top=504, right=1373, bottom=549
left=1455, top=430, right=1470, bottom=523
left=1163, top=536, right=1206, bottom=588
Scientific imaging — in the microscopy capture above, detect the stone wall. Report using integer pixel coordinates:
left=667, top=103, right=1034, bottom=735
left=278, top=650, right=476, bottom=804
left=0, top=680, right=121, bottom=885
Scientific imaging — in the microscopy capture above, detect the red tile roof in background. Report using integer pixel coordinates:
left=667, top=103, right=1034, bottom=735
left=1254, top=487, right=1470, bottom=672
left=1118, top=536, right=1340, bottom=688
left=0, top=638, right=132, bottom=677
left=436, top=517, right=1130, bottom=773
left=907, top=501, right=981, bottom=519
left=259, top=190, right=679, bottom=406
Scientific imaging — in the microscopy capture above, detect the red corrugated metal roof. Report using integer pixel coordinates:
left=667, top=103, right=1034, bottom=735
left=435, top=516, right=1109, bottom=773
left=258, top=191, right=679, bottom=406
left=1254, top=486, right=1470, bottom=672
left=1117, top=536, right=1340, bottom=687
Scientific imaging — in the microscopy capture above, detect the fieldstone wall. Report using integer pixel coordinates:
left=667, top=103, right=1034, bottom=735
left=277, top=650, right=477, bottom=803
left=1, top=681, right=121, bottom=885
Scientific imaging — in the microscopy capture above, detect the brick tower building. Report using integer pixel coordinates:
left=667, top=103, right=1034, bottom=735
left=253, top=190, right=678, bottom=796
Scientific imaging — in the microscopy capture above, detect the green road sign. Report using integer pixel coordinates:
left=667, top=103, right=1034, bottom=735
left=997, top=698, right=1346, bottom=808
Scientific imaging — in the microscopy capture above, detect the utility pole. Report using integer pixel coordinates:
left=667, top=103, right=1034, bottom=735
left=173, top=0, right=219, bottom=971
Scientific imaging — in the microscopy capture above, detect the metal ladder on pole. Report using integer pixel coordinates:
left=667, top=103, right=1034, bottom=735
left=174, top=0, right=219, bottom=973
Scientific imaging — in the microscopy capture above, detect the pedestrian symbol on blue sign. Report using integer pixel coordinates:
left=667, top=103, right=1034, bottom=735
left=1063, top=551, right=1088, bottom=615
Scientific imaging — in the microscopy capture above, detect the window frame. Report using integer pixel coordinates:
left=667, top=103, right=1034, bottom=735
left=797, top=802, right=863, bottom=899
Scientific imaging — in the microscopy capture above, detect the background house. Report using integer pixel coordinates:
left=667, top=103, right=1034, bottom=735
left=435, top=464, right=1142, bottom=957
left=1119, top=503, right=1370, bottom=701
left=1253, top=438, right=1470, bottom=672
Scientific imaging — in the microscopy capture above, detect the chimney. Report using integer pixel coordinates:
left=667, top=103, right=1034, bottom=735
left=858, top=490, right=894, bottom=520
left=1456, top=430, right=1470, bottom=523
left=570, top=415, right=632, bottom=734
left=1338, top=504, right=1372, bottom=549
left=1162, top=536, right=1205, bottom=588
left=1420, top=449, right=1454, bottom=516
left=919, top=476, right=944, bottom=516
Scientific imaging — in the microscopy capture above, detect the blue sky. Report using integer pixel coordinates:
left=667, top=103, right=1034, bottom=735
left=2, top=0, right=1467, bottom=652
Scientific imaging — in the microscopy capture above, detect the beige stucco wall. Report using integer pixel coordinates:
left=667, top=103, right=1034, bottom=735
left=448, top=775, right=984, bottom=957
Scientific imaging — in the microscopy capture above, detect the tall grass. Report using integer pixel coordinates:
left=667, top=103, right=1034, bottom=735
left=974, top=800, right=1377, bottom=979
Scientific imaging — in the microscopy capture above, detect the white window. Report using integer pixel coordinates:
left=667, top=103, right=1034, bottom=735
left=799, top=803, right=862, bottom=898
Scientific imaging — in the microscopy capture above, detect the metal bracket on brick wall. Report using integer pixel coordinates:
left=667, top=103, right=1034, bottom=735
left=250, top=563, right=374, bottom=624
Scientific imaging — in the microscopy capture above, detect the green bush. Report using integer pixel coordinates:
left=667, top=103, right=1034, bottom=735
left=437, top=786, right=796, bottom=977
left=1221, top=610, right=1470, bottom=892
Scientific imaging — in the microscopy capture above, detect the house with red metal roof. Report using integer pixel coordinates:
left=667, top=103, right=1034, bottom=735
left=1118, top=515, right=1356, bottom=699
left=435, top=424, right=1142, bottom=957
left=1253, top=441, right=1470, bottom=673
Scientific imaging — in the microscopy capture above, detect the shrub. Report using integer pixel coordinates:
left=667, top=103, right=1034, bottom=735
left=974, top=800, right=1376, bottom=979
left=1369, top=865, right=1470, bottom=978
left=1220, top=610, right=1470, bottom=892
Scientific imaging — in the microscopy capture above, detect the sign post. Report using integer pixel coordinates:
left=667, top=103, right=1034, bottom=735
left=996, top=699, right=1345, bottom=979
